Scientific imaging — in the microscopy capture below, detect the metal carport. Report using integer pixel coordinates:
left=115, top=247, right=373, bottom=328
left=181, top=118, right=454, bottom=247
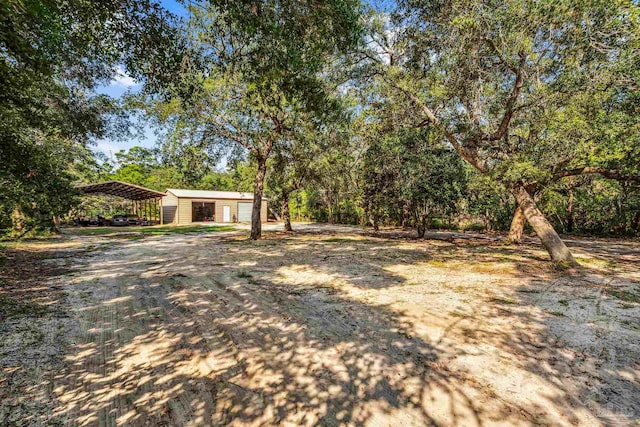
left=76, top=181, right=166, bottom=224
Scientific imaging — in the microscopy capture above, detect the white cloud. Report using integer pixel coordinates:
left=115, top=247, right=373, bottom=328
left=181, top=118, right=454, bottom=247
left=111, top=65, right=138, bottom=88
left=93, top=140, right=125, bottom=161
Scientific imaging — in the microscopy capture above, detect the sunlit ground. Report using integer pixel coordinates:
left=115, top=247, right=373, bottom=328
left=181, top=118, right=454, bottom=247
left=1, top=224, right=638, bottom=426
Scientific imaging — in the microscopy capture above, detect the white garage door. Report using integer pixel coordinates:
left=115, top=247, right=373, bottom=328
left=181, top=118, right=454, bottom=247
left=237, top=202, right=252, bottom=222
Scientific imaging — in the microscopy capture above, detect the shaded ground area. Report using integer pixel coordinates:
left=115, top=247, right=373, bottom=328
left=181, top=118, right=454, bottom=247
left=1, top=224, right=639, bottom=426
left=62, top=224, right=237, bottom=238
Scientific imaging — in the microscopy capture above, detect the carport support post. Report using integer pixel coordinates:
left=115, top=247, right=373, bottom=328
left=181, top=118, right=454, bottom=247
left=159, top=197, right=163, bottom=225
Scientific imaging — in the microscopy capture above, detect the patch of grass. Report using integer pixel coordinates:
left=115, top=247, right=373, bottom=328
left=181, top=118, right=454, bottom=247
left=0, top=294, right=49, bottom=320
left=236, top=271, right=253, bottom=279
left=574, top=256, right=617, bottom=269
left=489, top=296, right=518, bottom=305
left=469, top=262, right=516, bottom=274
left=517, top=288, right=541, bottom=294
left=450, top=311, right=469, bottom=318
left=552, top=260, right=580, bottom=271
left=558, top=299, right=569, bottom=307
left=458, top=222, right=487, bottom=232
left=544, top=309, right=565, bottom=317
left=607, top=288, right=640, bottom=304
left=619, top=302, right=636, bottom=309
left=64, top=224, right=237, bottom=237
left=323, top=237, right=358, bottom=243
left=101, top=234, right=144, bottom=241
left=0, top=230, right=61, bottom=242
left=621, top=319, right=640, bottom=330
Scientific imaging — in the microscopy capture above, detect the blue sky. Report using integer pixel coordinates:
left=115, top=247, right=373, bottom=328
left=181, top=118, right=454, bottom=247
left=92, top=0, right=187, bottom=161
left=94, top=68, right=148, bottom=160
left=93, top=0, right=393, bottom=162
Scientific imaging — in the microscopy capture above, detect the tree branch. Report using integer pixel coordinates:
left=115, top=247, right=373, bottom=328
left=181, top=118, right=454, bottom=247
left=555, top=167, right=640, bottom=182
left=379, top=72, right=491, bottom=172
left=489, top=53, right=526, bottom=142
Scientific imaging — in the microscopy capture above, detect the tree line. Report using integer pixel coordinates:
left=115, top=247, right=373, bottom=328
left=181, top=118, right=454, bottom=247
left=1, top=0, right=639, bottom=264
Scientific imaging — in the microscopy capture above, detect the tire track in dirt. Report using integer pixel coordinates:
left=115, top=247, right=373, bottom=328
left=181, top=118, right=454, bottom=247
left=8, top=228, right=637, bottom=426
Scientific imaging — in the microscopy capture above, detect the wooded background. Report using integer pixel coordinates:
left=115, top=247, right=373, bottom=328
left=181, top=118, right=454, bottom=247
left=1, top=0, right=639, bottom=262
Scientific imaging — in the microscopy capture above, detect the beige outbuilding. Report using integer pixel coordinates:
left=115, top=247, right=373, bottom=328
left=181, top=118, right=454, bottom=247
left=162, top=189, right=267, bottom=225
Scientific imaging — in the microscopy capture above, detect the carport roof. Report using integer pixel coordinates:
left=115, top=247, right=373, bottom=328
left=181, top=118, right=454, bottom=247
left=76, top=181, right=165, bottom=200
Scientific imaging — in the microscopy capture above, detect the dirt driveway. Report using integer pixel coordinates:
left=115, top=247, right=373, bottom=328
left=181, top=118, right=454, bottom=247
left=1, top=224, right=639, bottom=426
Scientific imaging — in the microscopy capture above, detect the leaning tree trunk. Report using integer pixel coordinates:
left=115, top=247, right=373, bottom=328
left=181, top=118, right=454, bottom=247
left=511, top=184, right=576, bottom=265
left=250, top=156, right=267, bottom=240
left=282, top=190, right=292, bottom=232
left=506, top=206, right=526, bottom=244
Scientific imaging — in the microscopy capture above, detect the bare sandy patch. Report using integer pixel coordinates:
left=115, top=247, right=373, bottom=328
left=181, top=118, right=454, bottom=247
left=1, top=226, right=638, bottom=426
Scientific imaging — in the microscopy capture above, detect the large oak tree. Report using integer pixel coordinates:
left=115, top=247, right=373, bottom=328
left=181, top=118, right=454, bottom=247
left=363, top=0, right=640, bottom=264
left=151, top=0, right=362, bottom=239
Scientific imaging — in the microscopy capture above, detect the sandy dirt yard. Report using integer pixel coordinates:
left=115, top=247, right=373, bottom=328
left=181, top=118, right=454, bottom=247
left=1, top=224, right=639, bottom=426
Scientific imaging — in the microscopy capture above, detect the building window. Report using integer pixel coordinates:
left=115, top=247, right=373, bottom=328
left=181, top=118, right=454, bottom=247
left=192, top=202, right=215, bottom=222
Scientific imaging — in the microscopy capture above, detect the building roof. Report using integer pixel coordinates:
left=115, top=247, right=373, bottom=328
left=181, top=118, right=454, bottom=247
left=76, top=181, right=165, bottom=200
left=166, top=189, right=259, bottom=200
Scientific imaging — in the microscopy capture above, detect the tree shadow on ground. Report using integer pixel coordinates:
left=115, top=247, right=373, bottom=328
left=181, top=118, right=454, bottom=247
left=49, top=270, right=468, bottom=425
left=203, top=231, right=556, bottom=290
left=6, top=228, right=639, bottom=426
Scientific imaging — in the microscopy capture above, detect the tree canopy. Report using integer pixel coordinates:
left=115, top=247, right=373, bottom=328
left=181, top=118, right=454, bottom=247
left=2, top=0, right=639, bottom=264
left=141, top=0, right=363, bottom=239
left=354, top=0, right=640, bottom=263
left=0, top=0, right=180, bottom=235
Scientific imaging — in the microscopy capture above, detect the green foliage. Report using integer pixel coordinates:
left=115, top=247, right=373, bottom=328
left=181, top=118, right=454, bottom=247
left=539, top=178, right=640, bottom=235
left=148, top=0, right=363, bottom=159
left=362, top=127, right=467, bottom=232
left=351, top=0, right=640, bottom=242
left=139, top=0, right=363, bottom=238
left=4, top=0, right=638, bottom=242
left=65, top=224, right=236, bottom=237
left=0, top=0, right=180, bottom=236
left=464, top=173, right=514, bottom=230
